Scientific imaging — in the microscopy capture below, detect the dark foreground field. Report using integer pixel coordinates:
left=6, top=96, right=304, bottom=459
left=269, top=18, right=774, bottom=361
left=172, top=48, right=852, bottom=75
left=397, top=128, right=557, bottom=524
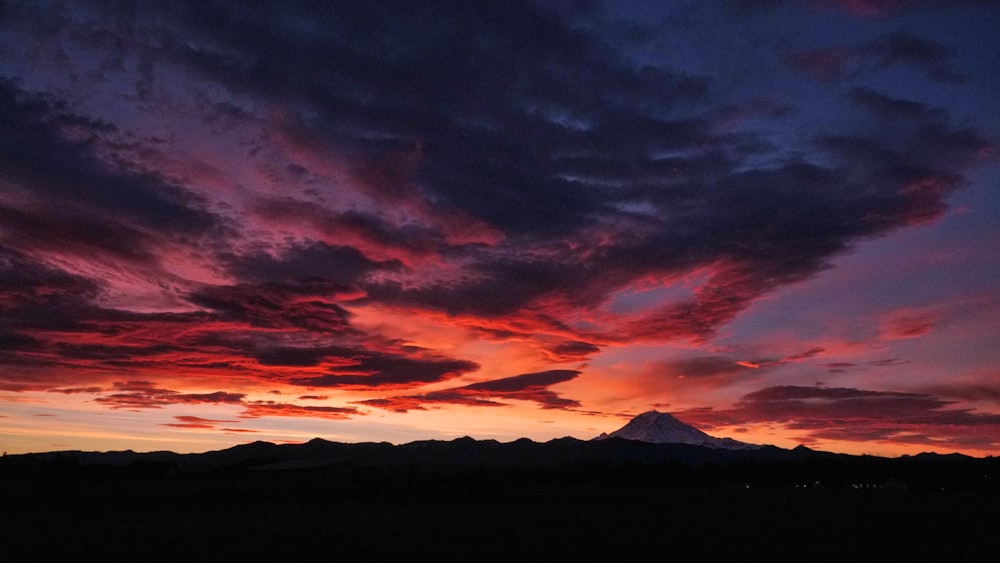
left=3, top=469, right=996, bottom=561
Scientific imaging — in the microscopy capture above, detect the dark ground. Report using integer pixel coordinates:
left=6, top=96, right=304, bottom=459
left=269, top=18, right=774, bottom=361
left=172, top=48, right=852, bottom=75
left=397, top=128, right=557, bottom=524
left=3, top=468, right=996, bottom=561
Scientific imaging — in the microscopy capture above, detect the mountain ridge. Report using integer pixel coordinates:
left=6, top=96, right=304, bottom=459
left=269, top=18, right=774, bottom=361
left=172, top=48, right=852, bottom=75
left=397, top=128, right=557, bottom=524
left=594, top=410, right=758, bottom=450
left=6, top=413, right=997, bottom=487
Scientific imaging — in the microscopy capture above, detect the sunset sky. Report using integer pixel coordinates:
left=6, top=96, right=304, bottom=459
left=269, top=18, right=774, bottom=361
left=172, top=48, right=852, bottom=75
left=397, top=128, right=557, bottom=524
left=2, top=0, right=998, bottom=457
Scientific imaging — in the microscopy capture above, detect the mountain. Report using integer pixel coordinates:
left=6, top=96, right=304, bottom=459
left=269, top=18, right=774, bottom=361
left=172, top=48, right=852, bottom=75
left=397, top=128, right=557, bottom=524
left=595, top=410, right=758, bottom=450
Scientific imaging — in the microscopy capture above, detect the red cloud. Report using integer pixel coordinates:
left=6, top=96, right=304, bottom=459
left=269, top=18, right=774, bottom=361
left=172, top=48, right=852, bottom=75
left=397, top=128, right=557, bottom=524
left=93, top=382, right=245, bottom=410
left=613, top=261, right=818, bottom=343
left=879, top=310, right=939, bottom=340
left=650, top=347, right=829, bottom=388
left=360, top=369, right=581, bottom=413
left=679, top=385, right=1000, bottom=451
left=240, top=401, right=360, bottom=420
left=161, top=415, right=238, bottom=429
left=91, top=382, right=363, bottom=423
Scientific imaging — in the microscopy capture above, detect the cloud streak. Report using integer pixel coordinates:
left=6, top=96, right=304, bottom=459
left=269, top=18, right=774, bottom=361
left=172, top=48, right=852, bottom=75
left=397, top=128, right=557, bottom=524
left=360, top=370, right=582, bottom=412
left=680, top=386, right=1000, bottom=450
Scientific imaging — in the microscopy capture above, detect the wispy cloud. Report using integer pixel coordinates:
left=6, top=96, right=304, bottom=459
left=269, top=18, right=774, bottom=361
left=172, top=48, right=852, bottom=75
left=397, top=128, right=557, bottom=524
left=361, top=370, right=582, bottom=412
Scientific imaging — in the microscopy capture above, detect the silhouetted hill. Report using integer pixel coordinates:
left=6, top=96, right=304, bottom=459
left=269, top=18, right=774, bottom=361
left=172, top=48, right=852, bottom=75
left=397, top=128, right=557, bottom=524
left=2, top=436, right=997, bottom=490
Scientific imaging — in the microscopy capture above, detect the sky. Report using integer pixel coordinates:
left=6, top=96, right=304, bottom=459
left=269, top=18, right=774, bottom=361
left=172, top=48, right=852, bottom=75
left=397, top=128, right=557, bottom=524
left=1, top=0, right=998, bottom=457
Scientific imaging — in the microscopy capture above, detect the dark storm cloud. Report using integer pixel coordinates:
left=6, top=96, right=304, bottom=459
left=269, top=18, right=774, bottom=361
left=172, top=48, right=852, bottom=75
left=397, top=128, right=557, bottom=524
left=359, top=369, right=581, bottom=412
left=187, top=280, right=357, bottom=332
left=464, top=369, right=579, bottom=393
left=812, top=0, right=914, bottom=17
left=869, top=30, right=968, bottom=82
left=223, top=239, right=402, bottom=285
left=253, top=346, right=335, bottom=368
left=0, top=80, right=220, bottom=236
left=790, top=30, right=967, bottom=83
left=848, top=87, right=945, bottom=121
left=366, top=252, right=599, bottom=319
left=0, top=330, right=41, bottom=353
left=369, top=92, right=986, bottom=342
left=543, top=340, right=601, bottom=362
left=0, top=247, right=100, bottom=309
left=53, top=342, right=178, bottom=361
left=813, top=0, right=996, bottom=18
left=289, top=353, right=480, bottom=389
left=0, top=247, right=115, bottom=350
left=2, top=1, right=990, bottom=348
left=249, top=201, right=441, bottom=261
left=147, top=0, right=711, bottom=235
left=0, top=202, right=156, bottom=265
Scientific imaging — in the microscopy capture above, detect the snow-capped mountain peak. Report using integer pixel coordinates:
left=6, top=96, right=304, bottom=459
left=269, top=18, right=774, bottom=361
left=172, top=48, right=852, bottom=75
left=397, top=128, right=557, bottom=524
left=595, top=410, right=756, bottom=450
